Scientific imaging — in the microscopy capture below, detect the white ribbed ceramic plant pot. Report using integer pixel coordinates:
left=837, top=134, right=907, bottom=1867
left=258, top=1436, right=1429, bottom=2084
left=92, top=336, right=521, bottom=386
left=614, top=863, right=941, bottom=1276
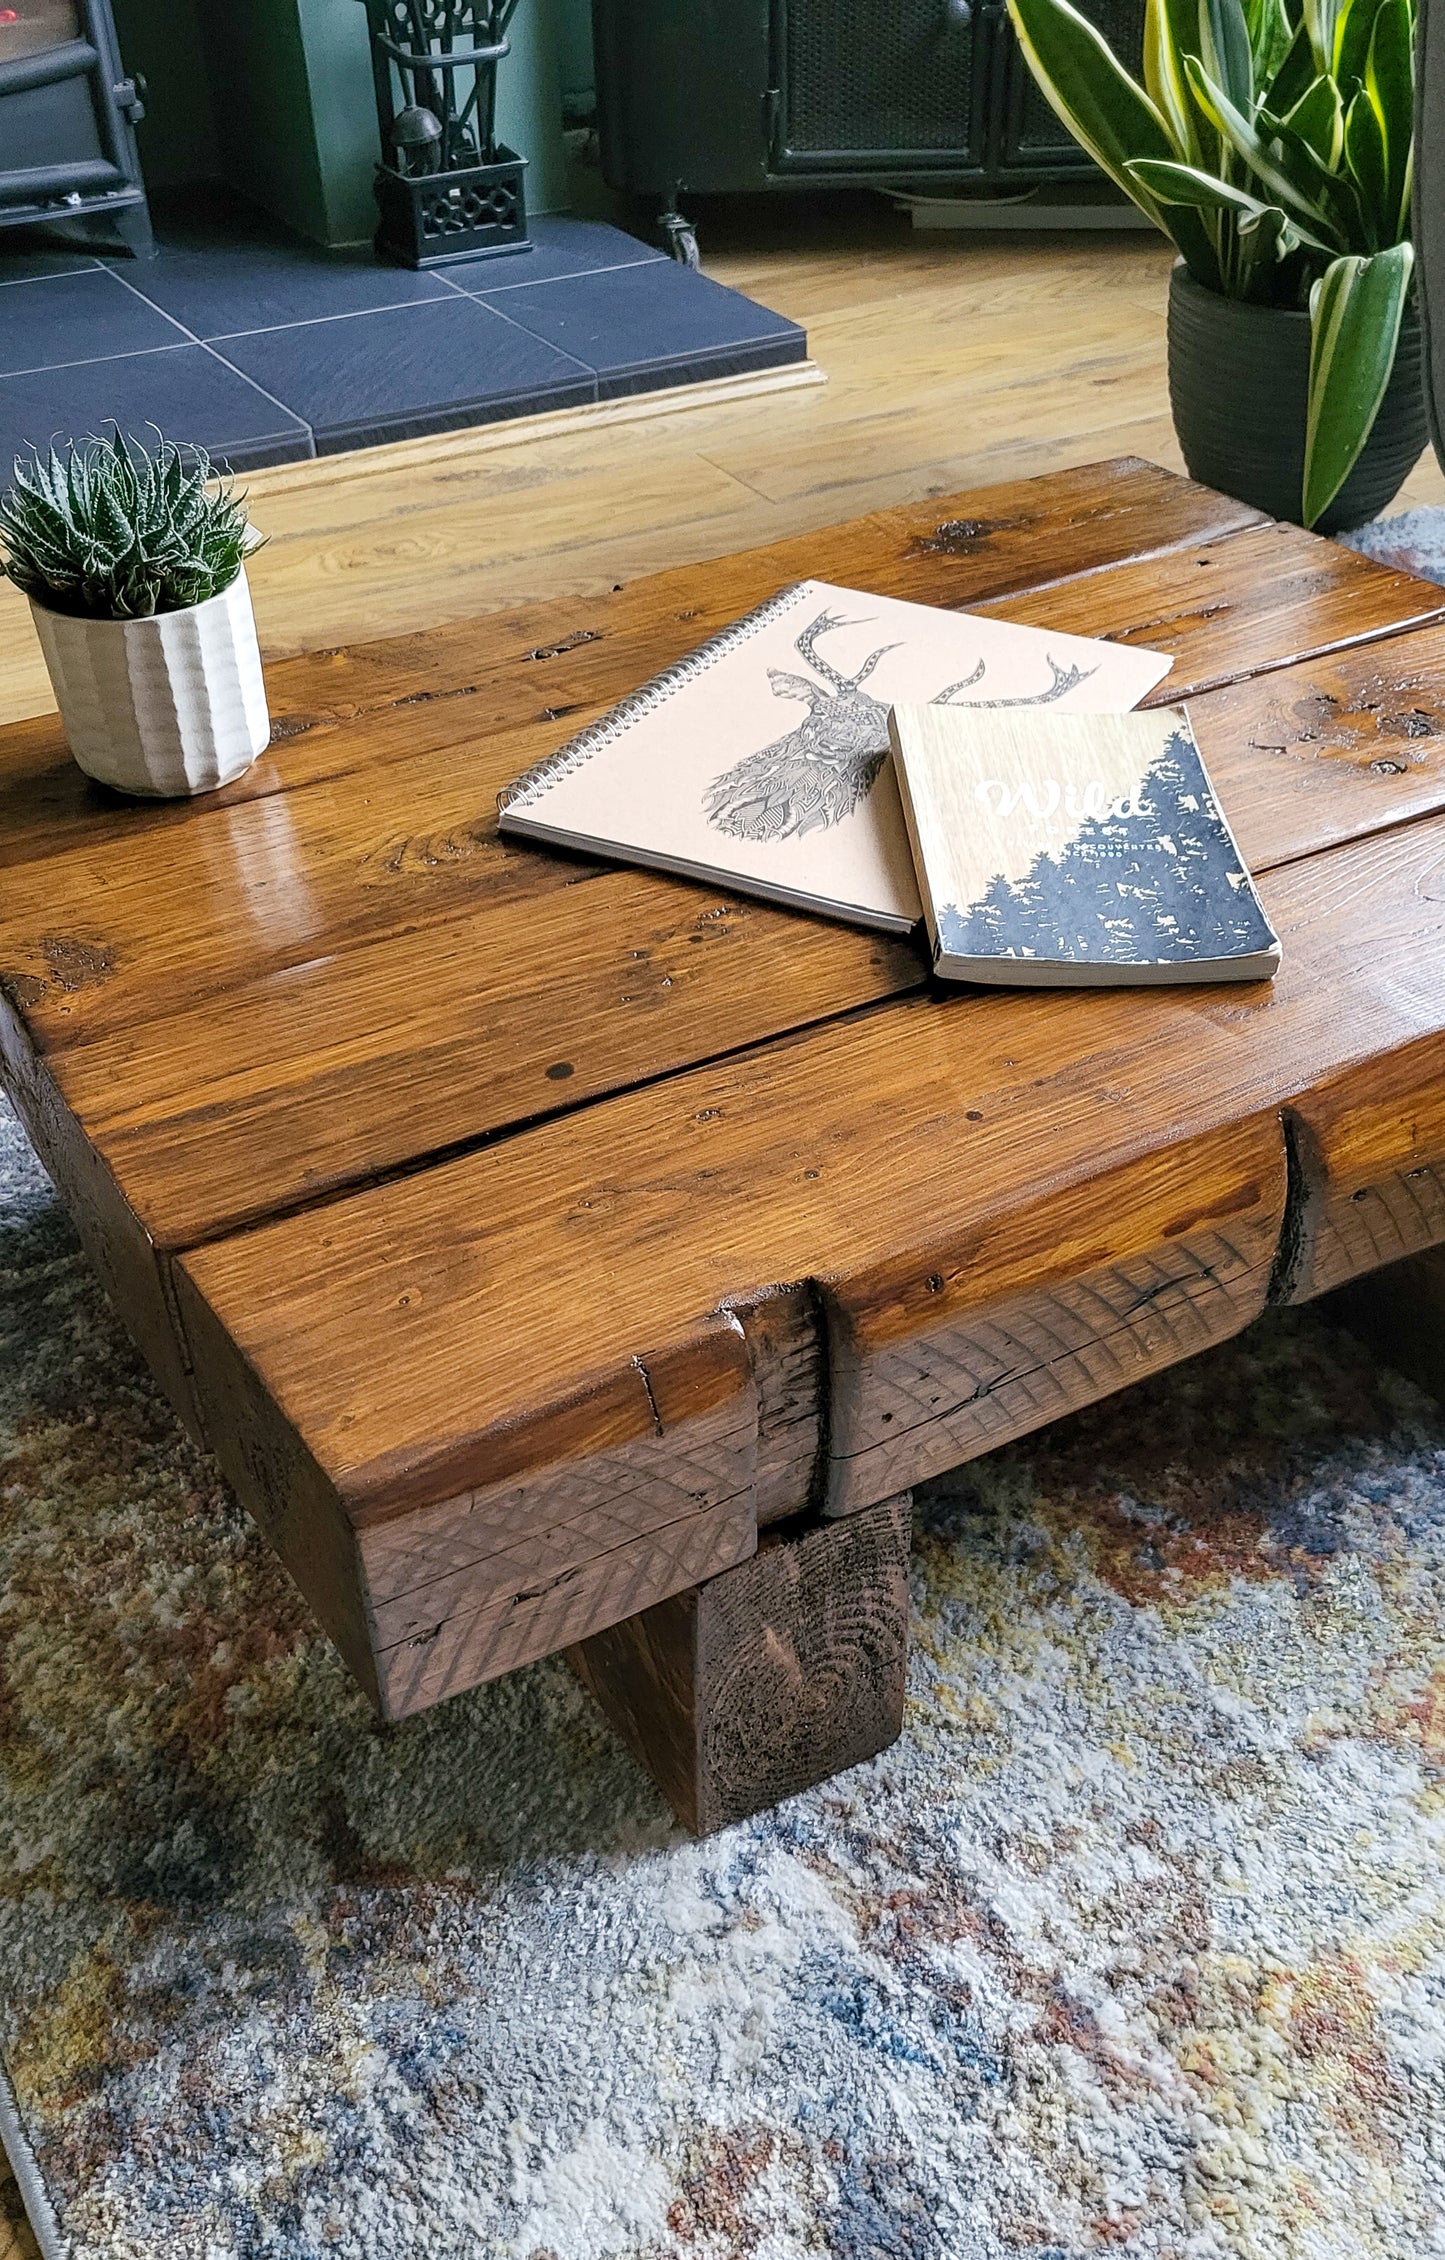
left=30, top=567, right=271, bottom=797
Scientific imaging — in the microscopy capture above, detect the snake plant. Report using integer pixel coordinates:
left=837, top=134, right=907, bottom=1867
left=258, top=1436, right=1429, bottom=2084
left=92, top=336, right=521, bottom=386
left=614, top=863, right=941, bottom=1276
left=1006, top=0, right=1416, bottom=526
left=0, top=429, right=262, bottom=621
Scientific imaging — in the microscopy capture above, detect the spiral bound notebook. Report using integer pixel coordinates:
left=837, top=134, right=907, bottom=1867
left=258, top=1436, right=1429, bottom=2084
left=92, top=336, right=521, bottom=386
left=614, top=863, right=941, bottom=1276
left=497, top=580, right=1174, bottom=932
left=889, top=702, right=1281, bottom=986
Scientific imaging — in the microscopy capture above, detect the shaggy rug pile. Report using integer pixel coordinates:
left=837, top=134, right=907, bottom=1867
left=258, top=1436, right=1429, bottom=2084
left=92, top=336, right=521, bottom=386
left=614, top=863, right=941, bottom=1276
left=5, top=1043, right=1445, bottom=2260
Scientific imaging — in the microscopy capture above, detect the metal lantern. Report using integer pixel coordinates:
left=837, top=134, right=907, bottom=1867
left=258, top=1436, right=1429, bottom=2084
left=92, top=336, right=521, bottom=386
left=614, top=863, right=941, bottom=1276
left=357, top=0, right=531, bottom=268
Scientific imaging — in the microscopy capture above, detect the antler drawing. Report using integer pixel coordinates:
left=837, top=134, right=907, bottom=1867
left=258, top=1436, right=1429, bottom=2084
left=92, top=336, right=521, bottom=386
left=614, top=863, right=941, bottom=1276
left=703, top=613, right=1099, bottom=843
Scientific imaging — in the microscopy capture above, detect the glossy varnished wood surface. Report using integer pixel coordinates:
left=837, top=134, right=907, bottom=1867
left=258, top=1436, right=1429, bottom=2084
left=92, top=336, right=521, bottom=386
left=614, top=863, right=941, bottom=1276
left=6, top=456, right=1445, bottom=1714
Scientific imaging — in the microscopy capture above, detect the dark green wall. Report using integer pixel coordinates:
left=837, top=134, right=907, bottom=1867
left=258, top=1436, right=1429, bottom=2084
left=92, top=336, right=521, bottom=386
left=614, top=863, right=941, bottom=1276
left=111, top=0, right=587, bottom=246
left=558, top=0, right=595, bottom=113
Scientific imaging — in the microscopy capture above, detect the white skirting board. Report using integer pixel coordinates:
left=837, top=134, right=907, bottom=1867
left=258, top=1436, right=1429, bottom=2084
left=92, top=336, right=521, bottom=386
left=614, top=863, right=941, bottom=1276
left=897, top=185, right=1157, bottom=231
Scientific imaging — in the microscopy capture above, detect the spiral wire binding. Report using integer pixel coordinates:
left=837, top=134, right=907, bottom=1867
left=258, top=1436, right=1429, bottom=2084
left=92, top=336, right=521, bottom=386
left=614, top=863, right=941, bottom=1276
left=497, top=582, right=815, bottom=814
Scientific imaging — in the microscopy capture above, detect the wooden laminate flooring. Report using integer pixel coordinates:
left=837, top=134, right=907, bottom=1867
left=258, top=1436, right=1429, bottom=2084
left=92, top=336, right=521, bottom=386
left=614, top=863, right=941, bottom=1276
left=3, top=200, right=1440, bottom=729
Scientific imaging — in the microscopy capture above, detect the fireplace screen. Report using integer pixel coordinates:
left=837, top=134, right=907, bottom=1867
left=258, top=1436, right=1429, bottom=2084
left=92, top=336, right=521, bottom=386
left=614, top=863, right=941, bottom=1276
left=0, top=0, right=152, bottom=254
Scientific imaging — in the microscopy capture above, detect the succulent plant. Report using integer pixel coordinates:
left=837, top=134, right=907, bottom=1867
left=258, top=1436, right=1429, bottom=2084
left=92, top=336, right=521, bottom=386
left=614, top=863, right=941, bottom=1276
left=0, top=428, right=263, bottom=621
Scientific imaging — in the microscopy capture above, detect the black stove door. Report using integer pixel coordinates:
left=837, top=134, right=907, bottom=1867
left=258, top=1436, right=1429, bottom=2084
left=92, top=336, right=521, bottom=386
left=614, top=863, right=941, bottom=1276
left=0, top=0, right=148, bottom=229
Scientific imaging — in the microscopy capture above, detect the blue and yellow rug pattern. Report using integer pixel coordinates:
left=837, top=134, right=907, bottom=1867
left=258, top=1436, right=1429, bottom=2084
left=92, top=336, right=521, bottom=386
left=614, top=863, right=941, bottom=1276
left=2, top=1090, right=1444, bottom=2259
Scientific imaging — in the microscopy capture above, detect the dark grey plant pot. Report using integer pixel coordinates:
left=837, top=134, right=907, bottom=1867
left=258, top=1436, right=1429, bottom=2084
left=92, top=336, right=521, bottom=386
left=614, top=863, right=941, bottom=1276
left=1167, top=263, right=1427, bottom=533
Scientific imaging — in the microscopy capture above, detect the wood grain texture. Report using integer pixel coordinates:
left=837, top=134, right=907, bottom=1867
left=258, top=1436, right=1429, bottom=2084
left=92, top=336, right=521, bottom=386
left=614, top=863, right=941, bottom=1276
left=822, top=1117, right=1285, bottom=1510
left=1274, top=1038, right=1445, bottom=1305
left=8, top=462, right=1445, bottom=1733
left=4, top=511, right=1442, bottom=1315
left=175, top=812, right=1445, bottom=1596
left=37, top=880, right=919, bottom=1247
left=9, top=581, right=1445, bottom=1072
left=379, top=1489, right=758, bottom=1720
left=568, top=1492, right=912, bottom=1834
left=0, top=457, right=1255, bottom=874
left=175, top=1253, right=762, bottom=1713
left=1189, top=624, right=1445, bottom=874
left=989, top=520, right=1445, bottom=696
left=0, top=993, right=201, bottom=1436
left=3, top=497, right=1436, bottom=1106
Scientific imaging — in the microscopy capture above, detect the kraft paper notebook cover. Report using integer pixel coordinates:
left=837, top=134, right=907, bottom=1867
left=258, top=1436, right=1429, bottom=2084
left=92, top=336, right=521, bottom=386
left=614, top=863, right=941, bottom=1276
left=888, top=701, right=1282, bottom=985
left=497, top=580, right=1173, bottom=932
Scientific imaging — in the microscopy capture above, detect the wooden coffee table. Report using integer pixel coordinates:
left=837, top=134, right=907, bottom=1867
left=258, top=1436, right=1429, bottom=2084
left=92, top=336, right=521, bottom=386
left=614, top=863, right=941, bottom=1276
left=5, top=457, right=1445, bottom=1832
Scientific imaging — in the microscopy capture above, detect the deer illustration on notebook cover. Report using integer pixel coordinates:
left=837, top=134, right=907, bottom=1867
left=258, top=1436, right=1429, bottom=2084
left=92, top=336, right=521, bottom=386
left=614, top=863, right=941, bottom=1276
left=703, top=608, right=1098, bottom=844
left=496, top=579, right=1173, bottom=935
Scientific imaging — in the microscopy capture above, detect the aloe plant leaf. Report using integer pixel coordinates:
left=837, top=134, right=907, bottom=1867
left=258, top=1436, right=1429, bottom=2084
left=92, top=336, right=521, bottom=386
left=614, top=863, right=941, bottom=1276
left=0, top=428, right=264, bottom=620
left=1302, top=239, right=1413, bottom=523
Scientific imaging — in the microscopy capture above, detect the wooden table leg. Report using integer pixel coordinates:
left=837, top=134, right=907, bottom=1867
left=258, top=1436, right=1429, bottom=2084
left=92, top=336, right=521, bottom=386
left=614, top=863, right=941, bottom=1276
left=1329, top=1248, right=1445, bottom=1404
left=568, top=1492, right=912, bottom=1835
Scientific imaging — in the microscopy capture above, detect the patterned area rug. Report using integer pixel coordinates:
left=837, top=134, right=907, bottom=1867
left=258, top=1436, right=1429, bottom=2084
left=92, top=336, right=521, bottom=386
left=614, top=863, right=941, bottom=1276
left=1341, top=504, right=1445, bottom=583
left=4, top=1088, right=1445, bottom=2260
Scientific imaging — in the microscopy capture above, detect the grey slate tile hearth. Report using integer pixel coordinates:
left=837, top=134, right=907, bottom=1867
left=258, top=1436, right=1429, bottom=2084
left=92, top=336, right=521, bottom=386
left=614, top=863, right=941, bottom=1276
left=463, top=258, right=807, bottom=399
left=0, top=268, right=188, bottom=375
left=127, top=239, right=453, bottom=339
left=0, top=197, right=806, bottom=474
left=0, top=344, right=312, bottom=471
left=451, top=214, right=665, bottom=289
left=216, top=297, right=595, bottom=454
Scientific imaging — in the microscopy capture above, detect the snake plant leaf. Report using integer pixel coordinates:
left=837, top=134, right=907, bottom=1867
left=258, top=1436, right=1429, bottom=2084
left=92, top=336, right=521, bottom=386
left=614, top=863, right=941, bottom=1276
left=1185, top=54, right=1354, bottom=239
left=1127, top=155, right=1336, bottom=248
left=1005, top=0, right=1181, bottom=195
left=1333, top=0, right=1389, bottom=84
left=1302, top=0, right=1344, bottom=71
left=1144, top=0, right=1211, bottom=161
left=1262, top=14, right=1328, bottom=113
left=1302, top=240, right=1413, bottom=523
left=1199, top=0, right=1256, bottom=109
left=1006, top=0, right=1226, bottom=283
left=1245, top=0, right=1297, bottom=85
left=1280, top=74, right=1345, bottom=164
left=1365, top=0, right=1415, bottom=236
left=1343, top=82, right=1390, bottom=239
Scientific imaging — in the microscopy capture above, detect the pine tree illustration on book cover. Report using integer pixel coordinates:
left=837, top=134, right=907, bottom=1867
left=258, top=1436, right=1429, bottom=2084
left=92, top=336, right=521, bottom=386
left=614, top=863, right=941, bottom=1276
left=889, top=703, right=1281, bottom=987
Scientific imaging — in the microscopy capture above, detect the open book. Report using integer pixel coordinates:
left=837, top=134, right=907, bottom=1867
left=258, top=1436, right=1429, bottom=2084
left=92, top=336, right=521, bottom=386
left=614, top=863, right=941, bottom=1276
left=498, top=580, right=1173, bottom=932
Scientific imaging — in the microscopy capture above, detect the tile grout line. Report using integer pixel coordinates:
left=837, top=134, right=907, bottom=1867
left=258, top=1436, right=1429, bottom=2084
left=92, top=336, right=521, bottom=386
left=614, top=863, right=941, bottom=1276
left=104, top=264, right=316, bottom=455
left=114, top=257, right=601, bottom=430
left=0, top=341, right=197, bottom=383
left=0, top=261, right=103, bottom=289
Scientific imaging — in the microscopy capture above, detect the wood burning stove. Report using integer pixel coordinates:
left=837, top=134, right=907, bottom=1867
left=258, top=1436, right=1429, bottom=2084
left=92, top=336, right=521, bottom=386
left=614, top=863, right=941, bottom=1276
left=0, top=0, right=153, bottom=256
